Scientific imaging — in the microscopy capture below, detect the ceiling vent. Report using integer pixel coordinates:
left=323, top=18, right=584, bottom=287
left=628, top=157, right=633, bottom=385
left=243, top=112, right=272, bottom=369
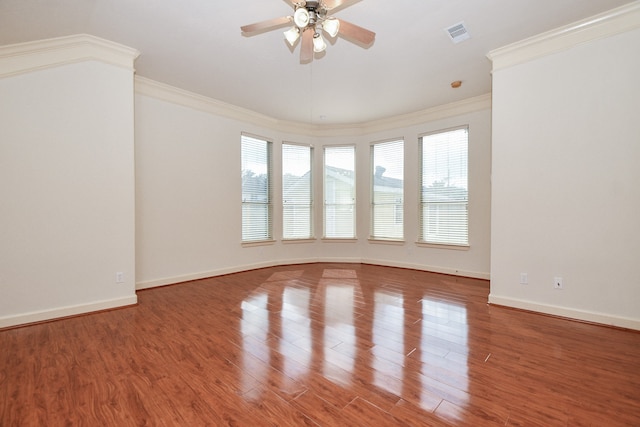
left=445, top=22, right=470, bottom=44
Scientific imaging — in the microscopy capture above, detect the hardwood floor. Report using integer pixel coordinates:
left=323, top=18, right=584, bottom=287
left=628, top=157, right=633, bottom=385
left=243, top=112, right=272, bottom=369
left=1, top=263, right=639, bottom=426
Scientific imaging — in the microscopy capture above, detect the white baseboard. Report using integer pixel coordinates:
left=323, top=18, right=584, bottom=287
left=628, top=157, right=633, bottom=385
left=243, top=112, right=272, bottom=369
left=136, top=258, right=488, bottom=290
left=136, top=262, right=278, bottom=289
left=0, top=295, right=138, bottom=329
left=362, top=258, right=491, bottom=280
left=488, top=294, right=640, bottom=331
left=136, top=258, right=349, bottom=290
left=317, top=257, right=363, bottom=264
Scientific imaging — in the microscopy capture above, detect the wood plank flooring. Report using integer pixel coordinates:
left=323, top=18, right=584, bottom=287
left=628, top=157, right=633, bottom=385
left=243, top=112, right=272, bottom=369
left=1, top=263, right=639, bottom=426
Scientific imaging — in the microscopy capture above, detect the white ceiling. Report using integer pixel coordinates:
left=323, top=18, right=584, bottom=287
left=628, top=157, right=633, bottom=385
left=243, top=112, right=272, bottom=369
left=0, top=0, right=634, bottom=125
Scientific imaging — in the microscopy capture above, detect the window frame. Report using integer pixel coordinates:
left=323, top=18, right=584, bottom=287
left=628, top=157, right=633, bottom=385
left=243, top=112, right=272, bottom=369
left=323, top=145, right=357, bottom=240
left=417, top=126, right=469, bottom=248
left=241, top=133, right=274, bottom=245
left=370, top=138, right=405, bottom=242
left=282, top=142, right=314, bottom=241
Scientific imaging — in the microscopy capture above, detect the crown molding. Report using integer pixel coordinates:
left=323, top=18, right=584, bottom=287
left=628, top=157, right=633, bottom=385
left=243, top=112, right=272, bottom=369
left=136, top=74, right=491, bottom=136
left=300, top=94, right=491, bottom=137
left=488, top=2, right=640, bottom=72
left=1, top=32, right=490, bottom=133
left=355, top=94, right=491, bottom=136
left=0, top=34, right=140, bottom=79
left=135, top=75, right=314, bottom=134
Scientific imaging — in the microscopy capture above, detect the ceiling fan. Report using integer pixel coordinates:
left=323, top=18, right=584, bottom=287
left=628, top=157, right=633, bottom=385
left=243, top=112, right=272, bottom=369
left=240, top=0, right=375, bottom=63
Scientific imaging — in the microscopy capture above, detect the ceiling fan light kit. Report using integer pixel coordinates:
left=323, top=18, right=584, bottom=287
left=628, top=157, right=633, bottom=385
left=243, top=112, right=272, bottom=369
left=293, top=7, right=310, bottom=28
left=241, top=0, right=375, bottom=62
left=322, top=17, right=340, bottom=37
left=313, top=32, right=327, bottom=52
left=284, top=26, right=300, bottom=45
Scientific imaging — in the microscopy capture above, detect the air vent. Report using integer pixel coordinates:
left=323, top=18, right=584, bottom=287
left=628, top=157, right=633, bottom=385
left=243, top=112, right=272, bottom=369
left=445, top=22, right=470, bottom=44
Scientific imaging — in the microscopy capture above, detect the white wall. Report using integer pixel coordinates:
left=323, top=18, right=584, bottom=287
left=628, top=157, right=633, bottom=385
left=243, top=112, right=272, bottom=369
left=358, top=111, right=492, bottom=278
left=0, top=36, right=139, bottom=327
left=134, top=80, right=492, bottom=289
left=489, top=8, right=640, bottom=329
left=133, top=94, right=321, bottom=285
left=6, top=5, right=635, bottom=331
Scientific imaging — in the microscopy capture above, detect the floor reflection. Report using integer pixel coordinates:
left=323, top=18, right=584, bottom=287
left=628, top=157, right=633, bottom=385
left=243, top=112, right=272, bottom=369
left=373, top=290, right=404, bottom=396
left=322, top=278, right=357, bottom=383
left=281, top=286, right=311, bottom=379
left=240, top=292, right=269, bottom=394
left=6, top=263, right=636, bottom=426
left=420, top=297, right=469, bottom=417
left=239, top=266, right=470, bottom=421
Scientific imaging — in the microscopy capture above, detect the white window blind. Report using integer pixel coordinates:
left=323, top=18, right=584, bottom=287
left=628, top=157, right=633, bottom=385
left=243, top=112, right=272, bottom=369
left=241, top=134, right=272, bottom=242
left=324, top=146, right=355, bottom=239
left=282, top=143, right=313, bottom=239
left=371, top=139, right=404, bottom=240
left=419, top=127, right=468, bottom=246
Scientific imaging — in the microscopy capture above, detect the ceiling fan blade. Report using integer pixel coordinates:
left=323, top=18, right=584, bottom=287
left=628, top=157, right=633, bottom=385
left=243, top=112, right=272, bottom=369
left=241, top=16, right=292, bottom=34
left=338, top=19, right=375, bottom=45
left=323, top=0, right=360, bottom=12
left=300, top=29, right=313, bottom=63
left=323, top=0, right=344, bottom=8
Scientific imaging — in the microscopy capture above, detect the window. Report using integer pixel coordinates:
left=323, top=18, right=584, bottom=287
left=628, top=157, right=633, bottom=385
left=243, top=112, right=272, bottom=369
left=241, top=134, right=272, bottom=242
left=324, top=146, right=355, bottom=239
left=282, top=143, right=313, bottom=239
left=419, top=127, right=468, bottom=246
left=371, top=139, right=404, bottom=240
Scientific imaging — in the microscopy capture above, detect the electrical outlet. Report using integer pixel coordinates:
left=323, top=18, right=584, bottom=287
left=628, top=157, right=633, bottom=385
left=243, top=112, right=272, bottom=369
left=520, top=273, right=528, bottom=285
left=116, top=272, right=124, bottom=284
left=554, top=276, right=563, bottom=289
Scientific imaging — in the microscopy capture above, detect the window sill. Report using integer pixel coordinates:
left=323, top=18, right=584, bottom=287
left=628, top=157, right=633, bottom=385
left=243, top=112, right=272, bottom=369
left=282, top=238, right=317, bottom=244
left=415, top=242, right=470, bottom=251
left=368, top=238, right=405, bottom=246
left=321, top=238, right=358, bottom=243
left=241, top=239, right=276, bottom=248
